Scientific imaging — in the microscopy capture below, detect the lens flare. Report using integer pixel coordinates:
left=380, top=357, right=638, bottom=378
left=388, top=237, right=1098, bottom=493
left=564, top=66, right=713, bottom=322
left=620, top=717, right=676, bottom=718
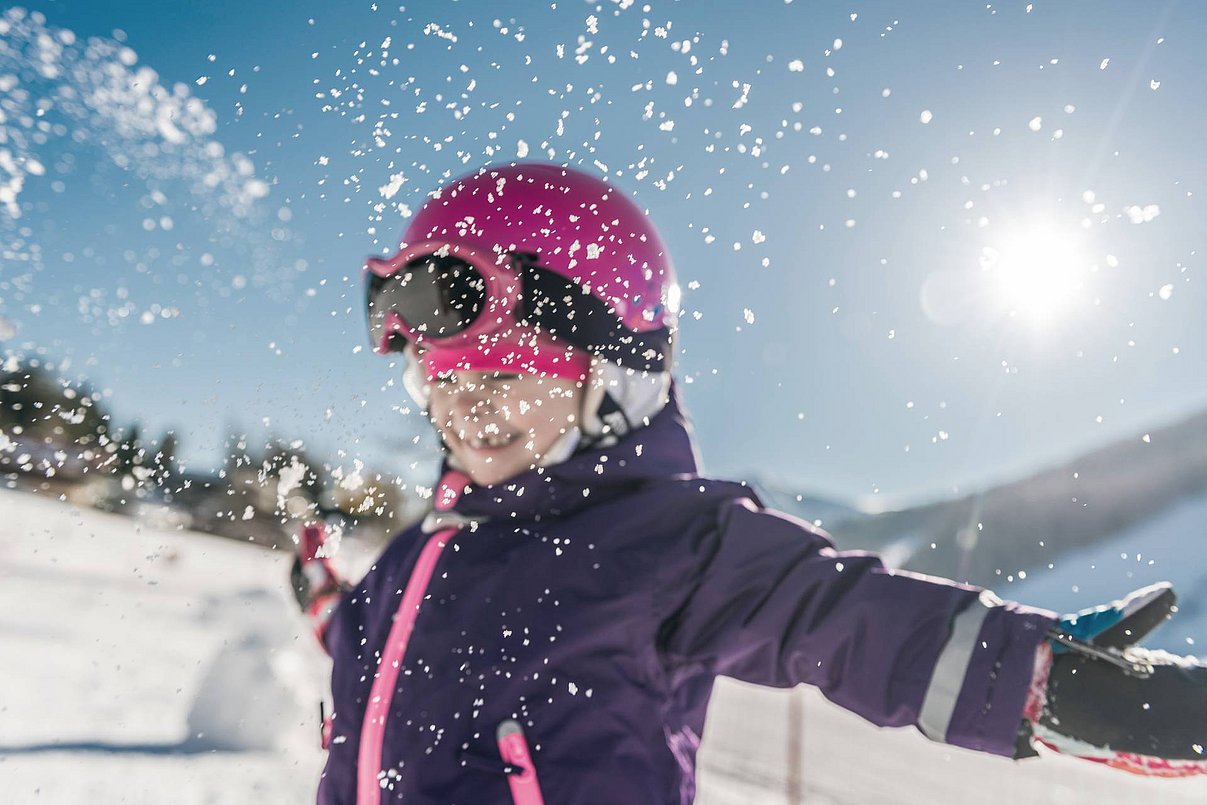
left=980, top=226, right=1090, bottom=325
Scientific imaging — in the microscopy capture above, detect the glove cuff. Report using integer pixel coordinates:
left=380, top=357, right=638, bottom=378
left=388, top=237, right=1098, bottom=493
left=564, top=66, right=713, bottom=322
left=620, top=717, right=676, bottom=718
left=1023, top=641, right=1053, bottom=725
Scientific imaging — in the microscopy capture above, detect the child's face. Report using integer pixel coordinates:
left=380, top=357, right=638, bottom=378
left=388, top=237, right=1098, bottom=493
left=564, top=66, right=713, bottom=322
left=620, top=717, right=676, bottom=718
left=427, top=370, right=582, bottom=487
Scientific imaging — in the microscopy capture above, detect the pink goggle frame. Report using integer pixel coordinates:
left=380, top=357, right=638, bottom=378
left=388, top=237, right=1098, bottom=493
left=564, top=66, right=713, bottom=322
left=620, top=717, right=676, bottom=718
left=364, top=239, right=523, bottom=355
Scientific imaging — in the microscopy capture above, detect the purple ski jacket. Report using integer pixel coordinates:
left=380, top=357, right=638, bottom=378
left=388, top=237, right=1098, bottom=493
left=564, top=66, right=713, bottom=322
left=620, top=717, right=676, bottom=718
left=317, top=393, right=1056, bottom=804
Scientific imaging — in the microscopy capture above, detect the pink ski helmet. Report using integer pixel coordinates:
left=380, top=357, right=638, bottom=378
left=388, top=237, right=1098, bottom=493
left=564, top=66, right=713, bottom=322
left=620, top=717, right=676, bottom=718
left=365, top=163, right=679, bottom=379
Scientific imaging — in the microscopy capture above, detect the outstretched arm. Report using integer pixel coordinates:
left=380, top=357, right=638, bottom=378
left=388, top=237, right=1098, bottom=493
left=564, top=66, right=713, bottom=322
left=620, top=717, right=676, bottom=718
left=658, top=497, right=1207, bottom=773
left=656, top=497, right=1056, bottom=757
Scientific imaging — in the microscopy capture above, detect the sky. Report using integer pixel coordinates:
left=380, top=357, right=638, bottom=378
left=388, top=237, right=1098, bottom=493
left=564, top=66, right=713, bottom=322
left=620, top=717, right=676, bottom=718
left=4, top=0, right=1207, bottom=506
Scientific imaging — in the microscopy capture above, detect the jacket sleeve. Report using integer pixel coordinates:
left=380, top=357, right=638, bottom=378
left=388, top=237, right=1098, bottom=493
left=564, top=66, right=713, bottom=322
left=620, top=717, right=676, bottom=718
left=655, top=496, right=1057, bottom=757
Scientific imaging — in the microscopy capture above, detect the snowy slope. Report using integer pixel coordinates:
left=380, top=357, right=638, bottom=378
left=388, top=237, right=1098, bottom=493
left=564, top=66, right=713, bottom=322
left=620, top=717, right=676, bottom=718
left=0, top=488, right=329, bottom=803
left=3, top=488, right=1206, bottom=804
left=831, top=408, right=1207, bottom=595
left=747, top=475, right=870, bottom=532
left=1012, top=490, right=1207, bottom=652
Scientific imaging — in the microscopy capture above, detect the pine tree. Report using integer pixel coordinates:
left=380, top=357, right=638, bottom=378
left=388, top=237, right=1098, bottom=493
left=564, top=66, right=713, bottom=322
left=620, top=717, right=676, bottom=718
left=154, top=429, right=180, bottom=494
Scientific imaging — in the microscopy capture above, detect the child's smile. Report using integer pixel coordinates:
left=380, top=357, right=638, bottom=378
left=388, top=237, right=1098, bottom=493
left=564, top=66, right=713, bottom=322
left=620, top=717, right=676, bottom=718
left=427, top=370, right=582, bottom=487
left=466, top=422, right=520, bottom=450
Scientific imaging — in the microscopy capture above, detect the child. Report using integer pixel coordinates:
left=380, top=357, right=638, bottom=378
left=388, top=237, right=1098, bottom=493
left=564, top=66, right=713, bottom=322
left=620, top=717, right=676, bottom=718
left=294, top=163, right=1207, bottom=804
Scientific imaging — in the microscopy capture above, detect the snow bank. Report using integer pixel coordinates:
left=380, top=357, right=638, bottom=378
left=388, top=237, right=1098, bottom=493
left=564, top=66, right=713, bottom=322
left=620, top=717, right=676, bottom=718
left=0, top=488, right=327, bottom=802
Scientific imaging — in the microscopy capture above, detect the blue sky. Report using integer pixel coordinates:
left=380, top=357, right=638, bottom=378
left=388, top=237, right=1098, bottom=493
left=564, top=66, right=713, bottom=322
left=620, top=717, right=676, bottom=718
left=4, top=0, right=1207, bottom=506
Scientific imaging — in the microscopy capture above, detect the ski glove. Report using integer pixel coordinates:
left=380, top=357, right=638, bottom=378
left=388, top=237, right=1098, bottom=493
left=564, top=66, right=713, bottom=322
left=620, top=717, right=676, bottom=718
left=1020, top=582, right=1207, bottom=777
left=290, top=521, right=348, bottom=649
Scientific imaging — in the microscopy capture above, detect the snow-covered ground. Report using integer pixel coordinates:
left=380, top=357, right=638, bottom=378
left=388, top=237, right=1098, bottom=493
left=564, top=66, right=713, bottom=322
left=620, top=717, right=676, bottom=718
left=3, top=488, right=1207, bottom=803
left=0, top=488, right=329, bottom=803
left=701, top=679, right=1207, bottom=804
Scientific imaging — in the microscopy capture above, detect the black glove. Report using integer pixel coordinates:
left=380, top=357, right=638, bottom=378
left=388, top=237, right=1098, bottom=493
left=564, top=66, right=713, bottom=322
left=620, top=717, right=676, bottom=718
left=1023, top=582, right=1207, bottom=776
left=291, top=522, right=347, bottom=647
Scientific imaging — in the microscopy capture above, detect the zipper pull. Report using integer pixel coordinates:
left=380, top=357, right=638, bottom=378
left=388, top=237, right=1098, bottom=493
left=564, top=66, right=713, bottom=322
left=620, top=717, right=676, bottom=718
left=496, top=720, right=545, bottom=805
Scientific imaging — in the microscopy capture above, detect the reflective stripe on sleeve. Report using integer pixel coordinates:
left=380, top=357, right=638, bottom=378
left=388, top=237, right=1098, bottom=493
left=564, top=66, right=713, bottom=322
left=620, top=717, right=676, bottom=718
left=918, top=590, right=1000, bottom=743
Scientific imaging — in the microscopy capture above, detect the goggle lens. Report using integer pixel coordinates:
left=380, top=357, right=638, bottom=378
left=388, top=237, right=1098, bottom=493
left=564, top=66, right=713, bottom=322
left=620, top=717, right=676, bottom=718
left=368, top=255, right=488, bottom=349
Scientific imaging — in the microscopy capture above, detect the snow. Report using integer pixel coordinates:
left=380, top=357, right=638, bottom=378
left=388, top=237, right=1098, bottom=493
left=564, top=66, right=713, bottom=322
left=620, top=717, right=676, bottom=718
left=0, top=488, right=327, bottom=802
left=5, top=486, right=1207, bottom=802
left=701, top=680, right=1207, bottom=804
left=0, top=8, right=270, bottom=263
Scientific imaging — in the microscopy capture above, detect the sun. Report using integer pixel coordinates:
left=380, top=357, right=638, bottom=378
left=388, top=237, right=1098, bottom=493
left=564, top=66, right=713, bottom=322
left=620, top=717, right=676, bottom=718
left=979, top=225, right=1090, bottom=325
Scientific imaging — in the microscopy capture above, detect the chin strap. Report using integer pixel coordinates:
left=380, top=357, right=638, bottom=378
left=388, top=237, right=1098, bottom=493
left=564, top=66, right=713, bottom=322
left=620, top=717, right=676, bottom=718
left=578, top=362, right=671, bottom=450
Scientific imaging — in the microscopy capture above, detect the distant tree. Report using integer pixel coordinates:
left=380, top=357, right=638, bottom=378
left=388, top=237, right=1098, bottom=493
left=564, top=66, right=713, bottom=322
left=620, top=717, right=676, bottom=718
left=153, top=429, right=180, bottom=493
left=115, top=423, right=143, bottom=477
left=0, top=361, right=113, bottom=449
left=221, top=425, right=251, bottom=479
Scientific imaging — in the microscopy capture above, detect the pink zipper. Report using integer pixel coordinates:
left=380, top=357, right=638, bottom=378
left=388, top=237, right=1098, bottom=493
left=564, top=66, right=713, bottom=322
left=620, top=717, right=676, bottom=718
left=497, top=719, right=546, bottom=805
left=356, top=471, right=469, bottom=805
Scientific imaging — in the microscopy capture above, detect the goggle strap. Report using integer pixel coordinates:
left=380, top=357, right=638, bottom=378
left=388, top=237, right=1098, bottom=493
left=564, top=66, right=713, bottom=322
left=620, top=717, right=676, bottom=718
left=519, top=265, right=673, bottom=372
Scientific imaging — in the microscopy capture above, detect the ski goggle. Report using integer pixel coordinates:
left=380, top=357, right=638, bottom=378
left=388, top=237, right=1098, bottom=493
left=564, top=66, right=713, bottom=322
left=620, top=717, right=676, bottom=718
left=365, top=240, right=522, bottom=354
left=364, top=239, right=674, bottom=372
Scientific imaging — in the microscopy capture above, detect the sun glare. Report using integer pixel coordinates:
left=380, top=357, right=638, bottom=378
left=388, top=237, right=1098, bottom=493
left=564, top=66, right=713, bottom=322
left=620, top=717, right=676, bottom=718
left=980, top=227, right=1090, bottom=325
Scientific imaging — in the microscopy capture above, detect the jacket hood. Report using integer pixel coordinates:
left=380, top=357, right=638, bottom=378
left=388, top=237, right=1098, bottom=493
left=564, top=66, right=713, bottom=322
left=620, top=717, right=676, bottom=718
left=447, top=383, right=701, bottom=521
